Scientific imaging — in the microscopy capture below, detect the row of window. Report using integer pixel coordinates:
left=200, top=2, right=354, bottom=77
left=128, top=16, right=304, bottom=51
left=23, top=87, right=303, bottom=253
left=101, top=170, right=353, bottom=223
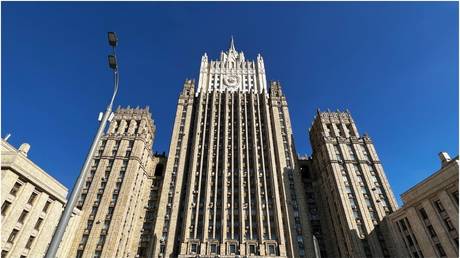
left=325, top=122, right=356, bottom=138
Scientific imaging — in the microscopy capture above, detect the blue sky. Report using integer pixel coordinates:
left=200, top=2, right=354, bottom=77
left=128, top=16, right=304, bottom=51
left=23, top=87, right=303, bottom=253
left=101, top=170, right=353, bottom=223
left=2, top=2, right=458, bottom=205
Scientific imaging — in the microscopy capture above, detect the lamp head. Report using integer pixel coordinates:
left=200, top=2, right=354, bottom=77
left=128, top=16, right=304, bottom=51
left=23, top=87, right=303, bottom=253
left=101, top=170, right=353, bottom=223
left=108, top=54, right=117, bottom=70
left=108, top=32, right=118, bottom=47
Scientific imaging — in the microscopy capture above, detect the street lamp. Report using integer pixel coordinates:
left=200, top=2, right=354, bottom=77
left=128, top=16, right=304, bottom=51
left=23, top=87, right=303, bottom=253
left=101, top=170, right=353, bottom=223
left=45, top=32, right=120, bottom=258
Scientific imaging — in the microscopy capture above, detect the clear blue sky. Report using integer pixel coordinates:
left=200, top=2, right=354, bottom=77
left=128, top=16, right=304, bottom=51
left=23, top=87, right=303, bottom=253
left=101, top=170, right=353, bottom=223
left=2, top=2, right=458, bottom=205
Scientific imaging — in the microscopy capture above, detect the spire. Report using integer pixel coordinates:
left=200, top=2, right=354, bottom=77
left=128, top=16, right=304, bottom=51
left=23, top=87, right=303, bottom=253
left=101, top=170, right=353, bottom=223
left=229, top=36, right=236, bottom=52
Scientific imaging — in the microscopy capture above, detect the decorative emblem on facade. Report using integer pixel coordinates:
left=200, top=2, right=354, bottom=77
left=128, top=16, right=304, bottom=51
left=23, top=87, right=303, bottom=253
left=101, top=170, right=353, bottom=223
left=223, top=75, right=240, bottom=89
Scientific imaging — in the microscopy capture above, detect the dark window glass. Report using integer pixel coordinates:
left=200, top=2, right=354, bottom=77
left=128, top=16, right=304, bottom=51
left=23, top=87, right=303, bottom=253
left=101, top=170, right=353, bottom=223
left=25, top=236, right=35, bottom=249
left=34, top=218, right=43, bottom=230
left=27, top=192, right=38, bottom=205
left=427, top=225, right=437, bottom=238
left=436, top=243, right=446, bottom=257
left=18, top=210, right=28, bottom=223
left=7, top=229, right=19, bottom=243
left=419, top=208, right=428, bottom=220
left=434, top=200, right=445, bottom=212
left=1, top=201, right=11, bottom=216
left=43, top=201, right=51, bottom=212
left=10, top=182, right=21, bottom=196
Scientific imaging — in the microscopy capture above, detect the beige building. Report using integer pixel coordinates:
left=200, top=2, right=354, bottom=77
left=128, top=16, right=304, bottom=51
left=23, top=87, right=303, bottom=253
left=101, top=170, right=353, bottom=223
left=388, top=152, right=459, bottom=258
left=1, top=139, right=80, bottom=258
left=66, top=107, right=166, bottom=258
left=152, top=40, right=314, bottom=258
left=308, top=110, right=399, bottom=258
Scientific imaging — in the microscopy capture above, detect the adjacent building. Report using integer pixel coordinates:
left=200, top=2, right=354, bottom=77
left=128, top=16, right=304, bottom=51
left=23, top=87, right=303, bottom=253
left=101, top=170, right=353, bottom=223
left=66, top=107, right=166, bottom=258
left=308, top=110, right=399, bottom=258
left=388, top=152, right=459, bottom=258
left=1, top=140, right=80, bottom=258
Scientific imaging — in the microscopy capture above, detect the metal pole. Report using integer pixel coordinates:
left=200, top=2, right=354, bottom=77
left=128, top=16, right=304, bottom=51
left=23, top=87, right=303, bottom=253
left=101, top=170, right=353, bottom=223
left=45, top=42, right=119, bottom=258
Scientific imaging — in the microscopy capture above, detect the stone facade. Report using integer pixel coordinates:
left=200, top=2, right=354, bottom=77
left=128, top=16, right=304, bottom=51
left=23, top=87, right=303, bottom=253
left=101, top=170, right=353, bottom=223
left=65, top=107, right=166, bottom=258
left=388, top=153, right=459, bottom=258
left=308, top=110, right=399, bottom=258
left=151, top=40, right=314, bottom=258
left=1, top=140, right=80, bottom=258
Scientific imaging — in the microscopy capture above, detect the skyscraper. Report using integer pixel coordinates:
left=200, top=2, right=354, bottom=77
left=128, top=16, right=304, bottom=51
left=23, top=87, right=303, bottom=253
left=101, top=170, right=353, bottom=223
left=152, top=39, right=314, bottom=258
left=67, top=107, right=166, bottom=258
left=309, top=110, right=399, bottom=258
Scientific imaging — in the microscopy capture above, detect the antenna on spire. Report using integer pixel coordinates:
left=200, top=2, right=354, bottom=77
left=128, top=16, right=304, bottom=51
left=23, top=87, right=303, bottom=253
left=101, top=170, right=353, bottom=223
left=229, top=36, right=236, bottom=52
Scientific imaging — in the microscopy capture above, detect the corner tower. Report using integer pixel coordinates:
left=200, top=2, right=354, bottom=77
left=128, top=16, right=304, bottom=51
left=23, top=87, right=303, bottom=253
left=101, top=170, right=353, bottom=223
left=309, top=110, right=399, bottom=258
left=68, top=107, right=158, bottom=258
left=152, top=40, right=314, bottom=258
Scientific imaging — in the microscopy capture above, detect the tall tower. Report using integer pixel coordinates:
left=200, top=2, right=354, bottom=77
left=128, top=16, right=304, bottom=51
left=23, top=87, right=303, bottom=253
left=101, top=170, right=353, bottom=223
left=309, top=110, right=399, bottom=258
left=68, top=107, right=161, bottom=258
left=152, top=39, right=314, bottom=258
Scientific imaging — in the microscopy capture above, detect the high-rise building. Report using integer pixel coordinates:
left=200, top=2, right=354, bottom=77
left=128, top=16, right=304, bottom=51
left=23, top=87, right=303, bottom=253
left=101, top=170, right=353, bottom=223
left=152, top=39, right=314, bottom=258
left=308, top=110, right=399, bottom=258
left=1, top=140, right=80, bottom=258
left=66, top=107, right=166, bottom=258
left=4, top=39, right=455, bottom=258
left=388, top=152, right=459, bottom=258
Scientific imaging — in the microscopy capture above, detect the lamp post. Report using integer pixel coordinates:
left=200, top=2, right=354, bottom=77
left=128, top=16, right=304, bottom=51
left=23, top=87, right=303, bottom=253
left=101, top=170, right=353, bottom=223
left=45, top=32, right=120, bottom=258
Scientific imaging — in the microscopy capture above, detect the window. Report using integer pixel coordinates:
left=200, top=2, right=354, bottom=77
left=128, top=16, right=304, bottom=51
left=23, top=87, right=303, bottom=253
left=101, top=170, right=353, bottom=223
left=191, top=243, right=198, bottom=253
left=268, top=244, right=276, bottom=255
left=444, top=218, right=455, bottom=231
left=405, top=235, right=414, bottom=246
left=98, top=235, right=106, bottom=244
left=210, top=244, right=217, bottom=254
left=2, top=201, right=11, bottom=216
left=7, top=229, right=19, bottom=243
left=18, top=210, right=28, bottom=224
left=434, top=200, right=445, bottom=213
left=435, top=243, right=446, bottom=257
left=34, top=218, right=43, bottom=230
left=87, top=220, right=93, bottom=229
left=249, top=244, right=256, bottom=255
left=361, top=144, right=369, bottom=160
left=28, top=192, right=38, bottom=205
left=419, top=208, right=428, bottom=220
left=80, top=234, right=89, bottom=244
left=229, top=244, right=236, bottom=254
left=427, top=225, right=437, bottom=238
left=25, top=236, right=35, bottom=249
left=10, top=182, right=21, bottom=196
left=43, top=200, right=51, bottom=212
left=452, top=191, right=459, bottom=204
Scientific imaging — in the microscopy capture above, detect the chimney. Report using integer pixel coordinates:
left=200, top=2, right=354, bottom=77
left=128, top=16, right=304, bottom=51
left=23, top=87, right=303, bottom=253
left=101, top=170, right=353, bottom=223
left=439, top=152, right=451, bottom=167
left=18, top=143, right=31, bottom=156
